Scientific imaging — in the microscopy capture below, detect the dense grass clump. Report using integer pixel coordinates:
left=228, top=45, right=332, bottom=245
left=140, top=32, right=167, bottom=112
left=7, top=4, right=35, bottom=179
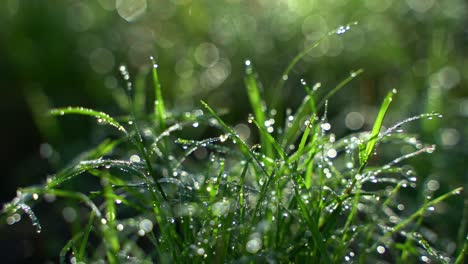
left=1, top=25, right=466, bottom=263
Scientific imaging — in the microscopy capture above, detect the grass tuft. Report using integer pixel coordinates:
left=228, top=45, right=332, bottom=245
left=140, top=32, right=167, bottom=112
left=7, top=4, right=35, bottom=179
left=1, top=26, right=464, bottom=263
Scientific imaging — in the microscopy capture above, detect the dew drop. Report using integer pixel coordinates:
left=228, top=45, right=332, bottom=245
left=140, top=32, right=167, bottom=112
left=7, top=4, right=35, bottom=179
left=321, top=123, right=331, bottom=131
left=196, top=247, right=205, bottom=256
left=248, top=113, right=254, bottom=123
left=246, top=238, right=262, bottom=253
left=6, top=216, right=15, bottom=225
left=425, top=145, right=436, bottom=153
left=326, top=149, right=337, bottom=158
left=376, top=245, right=386, bottom=254
left=219, top=134, right=229, bottom=142
left=139, top=219, right=153, bottom=233
left=130, top=155, right=141, bottom=163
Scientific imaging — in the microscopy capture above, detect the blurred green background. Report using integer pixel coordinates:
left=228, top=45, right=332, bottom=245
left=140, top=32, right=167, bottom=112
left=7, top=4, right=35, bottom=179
left=0, top=0, right=467, bottom=262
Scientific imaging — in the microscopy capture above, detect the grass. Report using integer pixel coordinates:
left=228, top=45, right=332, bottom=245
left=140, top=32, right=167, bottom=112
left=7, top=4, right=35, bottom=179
left=1, top=25, right=466, bottom=263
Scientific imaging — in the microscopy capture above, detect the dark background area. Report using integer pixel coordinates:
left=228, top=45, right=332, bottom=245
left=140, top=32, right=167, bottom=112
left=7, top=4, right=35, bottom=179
left=0, top=0, right=467, bottom=262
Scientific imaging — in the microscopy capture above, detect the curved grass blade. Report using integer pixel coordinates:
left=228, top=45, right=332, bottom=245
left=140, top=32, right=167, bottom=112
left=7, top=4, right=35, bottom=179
left=21, top=187, right=102, bottom=218
left=46, top=159, right=147, bottom=190
left=72, top=139, right=122, bottom=164
left=391, top=187, right=463, bottom=234
left=316, top=69, right=364, bottom=110
left=49, top=107, right=127, bottom=134
left=270, top=22, right=358, bottom=109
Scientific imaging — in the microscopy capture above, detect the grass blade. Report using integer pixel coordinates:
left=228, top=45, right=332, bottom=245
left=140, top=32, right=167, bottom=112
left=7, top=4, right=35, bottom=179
left=150, top=56, right=166, bottom=131
left=251, top=119, right=286, bottom=161
left=244, top=65, right=273, bottom=157
left=270, top=22, right=358, bottom=109
left=455, top=233, right=468, bottom=264
left=78, top=211, right=95, bottom=261
left=359, top=89, right=396, bottom=168
left=49, top=107, right=127, bottom=134
left=316, top=69, right=364, bottom=110
left=392, top=187, right=463, bottom=234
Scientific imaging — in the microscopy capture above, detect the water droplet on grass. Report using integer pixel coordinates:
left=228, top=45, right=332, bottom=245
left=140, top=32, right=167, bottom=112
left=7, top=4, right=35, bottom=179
left=376, top=245, right=386, bottom=254
left=130, top=155, right=141, bottom=163
left=425, top=145, right=436, bottom=153
left=6, top=216, right=16, bottom=225
left=246, top=237, right=262, bottom=253
left=19, top=204, right=42, bottom=234
left=196, top=247, right=205, bottom=256
left=139, top=219, right=153, bottom=233
left=321, top=123, right=331, bottom=131
left=326, top=149, right=337, bottom=158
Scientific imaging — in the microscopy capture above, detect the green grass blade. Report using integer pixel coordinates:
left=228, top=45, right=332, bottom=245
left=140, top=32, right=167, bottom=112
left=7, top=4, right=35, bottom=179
left=270, top=22, right=358, bottom=109
left=60, top=232, right=84, bottom=264
left=392, top=187, right=463, bottom=234
left=201, top=100, right=270, bottom=177
left=78, top=211, right=95, bottom=261
left=244, top=66, right=273, bottom=157
left=102, top=173, right=120, bottom=254
left=293, top=184, right=332, bottom=263
left=251, top=119, right=286, bottom=161
left=45, top=159, right=147, bottom=190
left=49, top=107, right=127, bottom=134
left=150, top=56, right=166, bottom=131
left=359, top=89, right=396, bottom=167
left=316, top=69, right=364, bottom=110
left=281, top=90, right=316, bottom=148
left=22, top=187, right=102, bottom=218
left=455, top=233, right=468, bottom=264
left=72, top=139, right=121, bottom=164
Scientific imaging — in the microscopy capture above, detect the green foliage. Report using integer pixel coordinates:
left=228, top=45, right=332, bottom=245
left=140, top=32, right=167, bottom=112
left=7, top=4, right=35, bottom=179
left=2, top=28, right=465, bottom=263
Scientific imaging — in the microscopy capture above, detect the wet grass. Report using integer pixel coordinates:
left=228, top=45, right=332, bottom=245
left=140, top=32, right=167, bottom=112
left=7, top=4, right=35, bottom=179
left=1, top=25, right=466, bottom=263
